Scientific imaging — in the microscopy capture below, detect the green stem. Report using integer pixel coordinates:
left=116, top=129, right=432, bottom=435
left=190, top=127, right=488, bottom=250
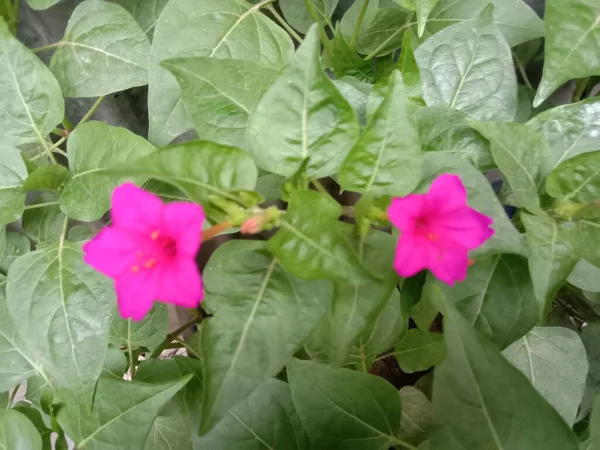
left=6, top=384, right=19, bottom=408
left=23, top=201, right=60, bottom=210
left=32, top=42, right=61, bottom=53
left=173, top=336, right=201, bottom=359
left=574, top=77, right=590, bottom=102
left=128, top=320, right=136, bottom=379
left=311, top=179, right=328, bottom=195
left=149, top=315, right=203, bottom=359
left=514, top=56, right=533, bottom=90
left=53, top=148, right=68, bottom=158
left=351, top=0, right=370, bottom=48
left=61, top=117, right=73, bottom=132
left=49, top=136, right=67, bottom=152
left=51, top=128, right=68, bottom=138
left=13, top=0, right=20, bottom=25
left=266, top=5, right=303, bottom=44
left=303, top=0, right=334, bottom=61
left=79, top=96, right=105, bottom=125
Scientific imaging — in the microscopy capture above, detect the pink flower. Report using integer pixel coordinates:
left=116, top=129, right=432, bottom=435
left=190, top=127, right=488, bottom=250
left=388, top=174, right=494, bottom=286
left=83, top=183, right=205, bottom=320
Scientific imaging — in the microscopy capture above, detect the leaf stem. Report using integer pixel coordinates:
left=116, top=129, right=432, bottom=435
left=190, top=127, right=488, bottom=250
left=303, top=0, right=334, bottom=61
left=513, top=55, right=533, bottom=90
left=266, top=5, right=303, bottom=44
left=79, top=96, right=105, bottom=125
left=32, top=42, right=61, bottom=53
left=23, top=201, right=60, bottom=210
left=201, top=220, right=232, bottom=241
left=311, top=179, right=328, bottom=194
left=61, top=117, right=73, bottom=132
left=351, top=0, right=370, bottom=48
left=127, top=320, right=136, bottom=379
left=391, top=438, right=419, bottom=450
left=51, top=128, right=69, bottom=138
left=149, top=315, right=203, bottom=359
left=574, top=77, right=590, bottom=102
left=49, top=136, right=68, bottom=153
left=53, top=148, right=68, bottom=158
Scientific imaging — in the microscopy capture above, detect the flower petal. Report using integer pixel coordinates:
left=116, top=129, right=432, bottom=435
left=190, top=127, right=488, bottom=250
left=163, top=202, right=205, bottom=257
left=388, top=194, right=426, bottom=234
left=393, top=236, right=428, bottom=278
left=430, top=207, right=494, bottom=250
left=115, top=268, right=159, bottom=321
left=111, top=183, right=164, bottom=233
left=83, top=227, right=142, bottom=278
left=157, top=257, right=203, bottom=308
left=425, top=173, right=467, bottom=215
left=427, top=245, right=469, bottom=286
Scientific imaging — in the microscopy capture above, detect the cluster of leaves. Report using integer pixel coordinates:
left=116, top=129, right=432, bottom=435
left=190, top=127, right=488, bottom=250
left=0, top=0, right=600, bottom=448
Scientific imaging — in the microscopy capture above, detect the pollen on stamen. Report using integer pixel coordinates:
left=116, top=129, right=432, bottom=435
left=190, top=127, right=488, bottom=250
left=151, top=230, right=160, bottom=240
left=144, top=258, right=157, bottom=269
left=131, top=265, right=139, bottom=273
left=427, top=232, right=439, bottom=241
left=136, top=251, right=143, bottom=258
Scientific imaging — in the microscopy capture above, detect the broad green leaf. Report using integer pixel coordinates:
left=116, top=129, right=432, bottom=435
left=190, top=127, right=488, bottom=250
left=197, top=378, right=309, bottom=449
left=415, top=10, right=518, bottom=121
left=415, top=107, right=492, bottom=170
left=522, top=212, right=579, bottom=319
left=6, top=241, right=115, bottom=389
left=420, top=153, right=526, bottom=257
left=149, top=0, right=294, bottom=146
left=438, top=254, right=538, bottom=349
left=0, top=19, right=64, bottom=154
left=0, top=391, right=6, bottom=408
left=582, top=323, right=600, bottom=422
left=424, top=0, right=544, bottom=48
left=514, top=84, right=534, bottom=123
left=287, top=358, right=406, bottom=450
left=0, top=145, right=27, bottom=225
left=162, top=57, right=276, bottom=150
left=0, top=232, right=30, bottom=274
left=410, top=279, right=439, bottom=330
left=59, top=121, right=155, bottom=221
left=333, top=77, right=372, bottom=125
left=528, top=98, right=600, bottom=168
left=268, top=191, right=367, bottom=281
left=398, top=386, right=432, bottom=446
left=569, top=259, right=600, bottom=292
left=57, top=377, right=190, bottom=450
left=592, top=393, right=600, bottom=449
left=534, top=0, right=600, bottom=106
left=247, top=26, right=359, bottom=178
left=470, top=121, right=551, bottom=212
left=280, top=0, right=338, bottom=33
left=100, top=346, right=127, bottom=380
left=24, top=0, right=59, bottom=9
left=432, top=295, right=579, bottom=450
left=397, top=32, right=422, bottom=100
left=50, top=1, right=150, bottom=97
left=416, top=0, right=439, bottom=36
left=304, top=230, right=398, bottom=366
left=339, top=0, right=410, bottom=57
left=329, top=28, right=373, bottom=82
left=113, top=0, right=168, bottom=38
left=547, top=151, right=600, bottom=205
left=11, top=405, right=52, bottom=450
left=21, top=165, right=71, bottom=193
left=0, top=409, right=42, bottom=450
left=502, top=326, right=587, bottom=426
left=339, top=70, right=422, bottom=196
left=107, top=140, right=258, bottom=223
left=109, top=304, right=168, bottom=351
left=393, top=329, right=444, bottom=373
left=22, top=200, right=65, bottom=246
left=256, top=173, right=285, bottom=202
left=199, top=240, right=331, bottom=432
left=575, top=220, right=600, bottom=268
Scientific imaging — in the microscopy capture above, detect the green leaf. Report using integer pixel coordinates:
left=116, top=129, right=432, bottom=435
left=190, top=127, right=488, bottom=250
left=397, top=32, right=422, bottom=100
left=581, top=323, right=600, bottom=422
left=502, top=326, right=588, bottom=426
left=329, top=28, right=373, bottom=81
left=333, top=77, right=372, bottom=125
left=149, top=0, right=294, bottom=146
left=256, top=173, right=285, bottom=202
left=470, top=120, right=551, bottom=212
left=59, top=121, right=155, bottom=221
left=287, top=358, right=405, bottom=450
left=438, top=254, right=538, bottom=349
left=415, top=10, right=518, bottom=121
left=424, top=0, right=544, bottom=48
left=575, top=220, right=600, bottom=268
left=393, top=329, right=445, bottom=373
left=432, top=296, right=579, bottom=450
left=197, top=378, right=309, bottom=449
left=399, top=386, right=432, bottom=446
left=12, top=405, right=52, bottom=450
left=199, top=240, right=332, bottom=432
left=49, top=1, right=150, bottom=97
left=22, top=200, right=65, bottom=246
left=569, top=259, right=600, bottom=292
left=534, top=0, right=600, bottom=106
left=247, top=26, right=359, bottom=178
left=21, top=165, right=71, bottom=194
left=109, top=304, right=168, bottom=351
left=107, top=140, right=258, bottom=223
left=57, top=377, right=190, bottom=450
left=5, top=241, right=115, bottom=389
left=161, top=57, right=276, bottom=150
left=101, top=346, right=127, bottom=380
left=25, top=0, right=60, bottom=10
left=521, top=212, right=579, bottom=319
left=339, top=0, right=410, bottom=57
left=304, top=230, right=398, bottom=366
left=268, top=191, right=367, bottom=281
left=0, top=232, right=30, bottom=275
left=113, top=0, right=168, bottom=39
left=0, top=409, right=42, bottom=450
left=280, top=0, right=338, bottom=33
left=0, top=18, right=64, bottom=154
left=410, top=280, right=439, bottom=330
left=420, top=153, right=526, bottom=257
left=339, top=70, right=422, bottom=196
left=415, top=107, right=492, bottom=170
left=547, top=151, right=600, bottom=205
left=416, top=0, right=439, bottom=36
left=0, top=145, right=27, bottom=225
left=528, top=98, right=600, bottom=169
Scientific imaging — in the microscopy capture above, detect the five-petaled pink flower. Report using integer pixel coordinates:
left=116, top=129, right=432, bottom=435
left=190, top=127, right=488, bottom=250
left=388, top=174, right=494, bottom=286
left=83, top=183, right=205, bottom=320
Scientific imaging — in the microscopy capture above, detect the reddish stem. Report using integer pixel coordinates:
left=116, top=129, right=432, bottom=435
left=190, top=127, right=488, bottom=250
left=201, top=221, right=232, bottom=241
